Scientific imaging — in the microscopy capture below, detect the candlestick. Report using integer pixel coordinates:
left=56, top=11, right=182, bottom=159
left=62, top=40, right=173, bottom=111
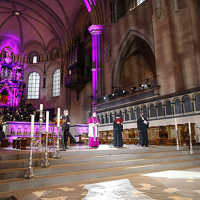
left=53, top=108, right=61, bottom=159
left=24, top=114, right=34, bottom=178
left=39, top=104, right=43, bottom=151
left=41, top=111, right=50, bottom=167
left=46, top=111, right=49, bottom=133
left=188, top=122, right=194, bottom=154
left=57, top=108, right=60, bottom=127
left=31, top=114, right=34, bottom=137
left=174, top=118, right=180, bottom=151
left=175, top=118, right=177, bottom=131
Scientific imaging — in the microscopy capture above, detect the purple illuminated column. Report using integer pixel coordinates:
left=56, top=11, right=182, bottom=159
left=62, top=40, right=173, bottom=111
left=88, top=25, right=104, bottom=111
left=83, top=0, right=96, bottom=12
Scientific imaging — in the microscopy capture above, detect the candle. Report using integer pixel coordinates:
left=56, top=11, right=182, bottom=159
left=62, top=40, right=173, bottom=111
left=31, top=114, right=34, bottom=137
left=188, top=122, right=191, bottom=135
left=46, top=111, right=49, bottom=132
left=174, top=117, right=180, bottom=150
left=188, top=122, right=193, bottom=154
left=40, top=104, right=43, bottom=119
left=175, top=118, right=178, bottom=131
left=57, top=108, right=60, bottom=127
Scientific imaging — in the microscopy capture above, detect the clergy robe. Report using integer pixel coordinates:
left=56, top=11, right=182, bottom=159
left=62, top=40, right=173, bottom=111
left=88, top=117, right=100, bottom=147
left=113, top=118, right=123, bottom=147
left=137, top=116, right=149, bottom=147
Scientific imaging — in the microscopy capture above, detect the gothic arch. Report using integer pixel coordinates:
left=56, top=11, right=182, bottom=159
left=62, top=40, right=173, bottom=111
left=112, top=29, right=155, bottom=88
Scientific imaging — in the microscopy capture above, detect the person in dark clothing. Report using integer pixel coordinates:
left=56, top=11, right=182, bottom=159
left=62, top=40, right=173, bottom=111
left=61, top=110, right=70, bottom=150
left=0, top=125, right=5, bottom=145
left=137, top=112, right=149, bottom=147
left=113, top=115, right=123, bottom=147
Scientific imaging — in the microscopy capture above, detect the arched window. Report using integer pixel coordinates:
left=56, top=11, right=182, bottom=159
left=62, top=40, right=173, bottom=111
left=142, top=105, right=148, bottom=118
left=105, top=113, right=109, bottom=124
left=130, top=107, right=136, bottom=120
left=182, top=95, right=192, bottom=113
left=110, top=113, right=113, bottom=123
left=125, top=109, right=129, bottom=121
left=195, top=94, right=200, bottom=111
left=29, top=52, right=39, bottom=64
left=150, top=104, right=156, bottom=118
left=136, top=106, right=141, bottom=119
left=137, top=0, right=146, bottom=6
left=175, top=99, right=182, bottom=114
left=119, top=110, right=123, bottom=120
left=32, top=55, right=38, bottom=64
left=157, top=102, right=164, bottom=116
left=52, top=69, right=60, bottom=97
left=101, top=115, right=104, bottom=124
left=27, top=72, right=40, bottom=99
left=166, top=100, right=172, bottom=115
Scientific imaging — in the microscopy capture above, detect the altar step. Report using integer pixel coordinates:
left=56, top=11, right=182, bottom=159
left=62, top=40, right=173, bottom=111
left=0, top=147, right=191, bottom=170
left=0, top=146, right=200, bottom=194
left=0, top=153, right=200, bottom=180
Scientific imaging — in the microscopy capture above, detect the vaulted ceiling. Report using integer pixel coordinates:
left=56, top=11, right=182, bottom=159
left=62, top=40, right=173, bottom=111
left=0, top=0, right=85, bottom=52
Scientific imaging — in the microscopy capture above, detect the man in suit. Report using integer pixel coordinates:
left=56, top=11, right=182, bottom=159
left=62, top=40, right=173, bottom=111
left=61, top=109, right=70, bottom=150
left=137, top=112, right=149, bottom=147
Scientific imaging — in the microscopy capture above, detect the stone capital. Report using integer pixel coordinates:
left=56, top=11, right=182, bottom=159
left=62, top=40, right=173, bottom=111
left=88, top=25, right=104, bottom=35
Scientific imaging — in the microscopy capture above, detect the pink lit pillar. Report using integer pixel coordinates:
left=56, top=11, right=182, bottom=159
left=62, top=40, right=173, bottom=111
left=83, top=0, right=97, bottom=12
left=88, top=25, right=104, bottom=111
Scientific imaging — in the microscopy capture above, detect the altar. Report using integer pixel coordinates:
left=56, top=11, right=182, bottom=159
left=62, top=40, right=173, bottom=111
left=1, top=121, right=89, bottom=149
left=1, top=121, right=60, bottom=149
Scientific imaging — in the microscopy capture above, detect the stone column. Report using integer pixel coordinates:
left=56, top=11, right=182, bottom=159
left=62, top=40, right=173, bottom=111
left=88, top=25, right=104, bottom=111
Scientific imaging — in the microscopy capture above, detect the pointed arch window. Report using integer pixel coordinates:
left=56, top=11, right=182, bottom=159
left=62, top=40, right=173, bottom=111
left=27, top=72, right=40, bottom=99
left=52, top=69, right=60, bottom=97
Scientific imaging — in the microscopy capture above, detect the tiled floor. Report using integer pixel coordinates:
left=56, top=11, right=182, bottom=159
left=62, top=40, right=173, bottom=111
left=1, top=145, right=200, bottom=200
left=9, top=168, right=200, bottom=200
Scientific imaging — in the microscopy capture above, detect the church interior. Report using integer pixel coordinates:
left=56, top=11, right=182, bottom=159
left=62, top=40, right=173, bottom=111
left=0, top=0, right=200, bottom=199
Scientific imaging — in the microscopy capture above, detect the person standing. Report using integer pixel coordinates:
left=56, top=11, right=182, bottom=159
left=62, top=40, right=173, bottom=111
left=113, top=115, right=123, bottom=147
left=61, top=109, right=70, bottom=150
left=88, top=112, right=100, bottom=148
left=137, top=112, right=149, bottom=147
left=0, top=125, right=5, bottom=145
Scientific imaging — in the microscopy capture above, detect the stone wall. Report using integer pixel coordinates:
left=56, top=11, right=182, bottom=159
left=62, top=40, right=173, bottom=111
left=23, top=0, right=200, bottom=125
left=152, top=0, right=200, bottom=95
left=103, top=0, right=200, bottom=96
left=104, top=0, right=154, bottom=94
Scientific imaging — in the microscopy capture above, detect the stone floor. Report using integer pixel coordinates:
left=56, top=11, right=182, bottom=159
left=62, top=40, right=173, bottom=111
left=0, top=144, right=200, bottom=200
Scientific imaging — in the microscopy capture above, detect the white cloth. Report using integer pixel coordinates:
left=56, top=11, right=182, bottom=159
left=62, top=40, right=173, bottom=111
left=88, top=123, right=99, bottom=138
left=142, top=116, right=148, bottom=125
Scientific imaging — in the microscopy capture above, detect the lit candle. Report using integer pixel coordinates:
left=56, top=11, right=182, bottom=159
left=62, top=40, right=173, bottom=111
left=57, top=108, right=60, bottom=127
left=31, top=114, right=34, bottom=137
left=46, top=111, right=49, bottom=132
